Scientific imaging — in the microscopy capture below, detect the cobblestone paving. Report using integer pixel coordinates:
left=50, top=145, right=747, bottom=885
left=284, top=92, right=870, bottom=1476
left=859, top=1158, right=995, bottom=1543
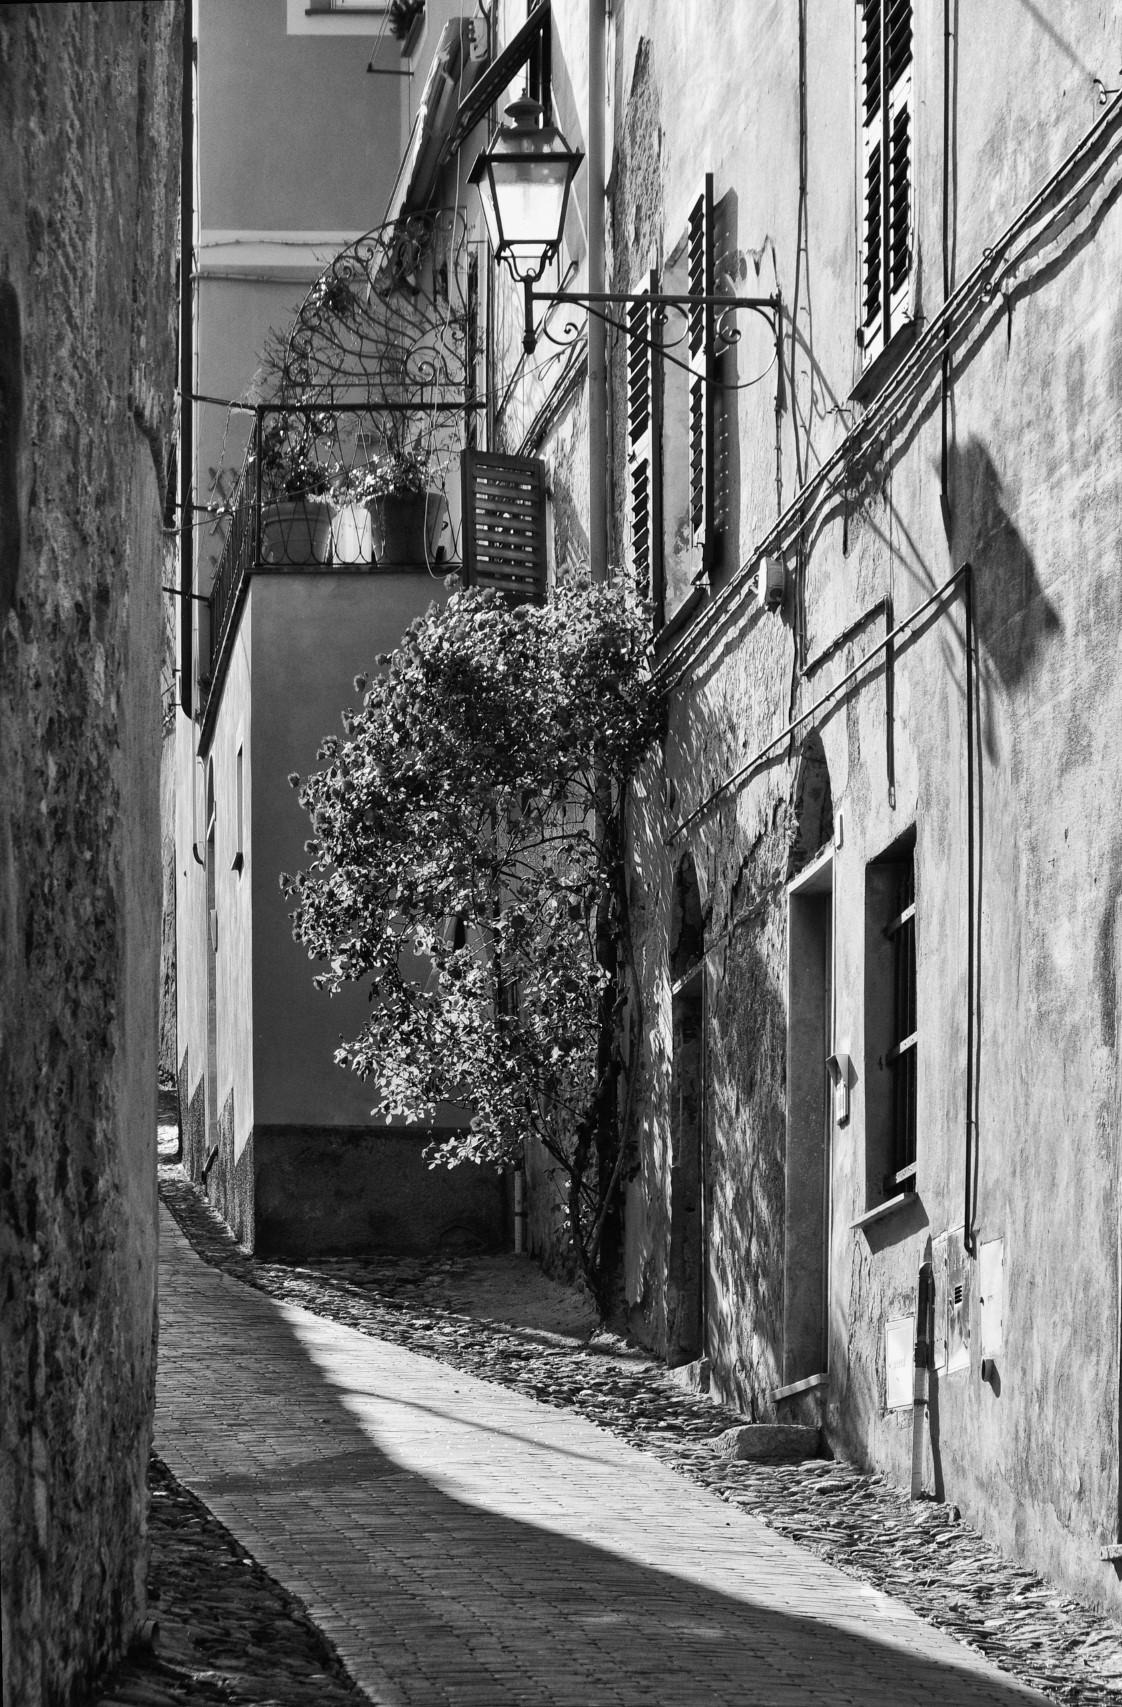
left=90, top=1454, right=361, bottom=1705
left=155, top=1171, right=1082, bottom=1706
left=158, top=1165, right=1122, bottom=1705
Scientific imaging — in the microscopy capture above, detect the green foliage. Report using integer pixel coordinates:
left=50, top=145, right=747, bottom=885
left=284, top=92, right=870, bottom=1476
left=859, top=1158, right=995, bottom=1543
left=333, top=444, right=431, bottom=505
left=282, top=573, right=660, bottom=1281
left=258, top=412, right=333, bottom=501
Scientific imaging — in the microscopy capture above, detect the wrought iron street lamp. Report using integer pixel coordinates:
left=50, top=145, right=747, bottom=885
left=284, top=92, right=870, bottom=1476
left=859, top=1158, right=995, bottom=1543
left=469, top=97, right=584, bottom=353
left=471, top=100, right=781, bottom=361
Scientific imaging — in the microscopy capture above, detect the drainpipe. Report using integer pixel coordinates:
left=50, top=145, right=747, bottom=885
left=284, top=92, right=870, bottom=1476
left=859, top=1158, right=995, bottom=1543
left=180, top=7, right=194, bottom=714
left=587, top=0, right=607, bottom=581
left=964, top=560, right=976, bottom=1254
left=513, top=1165, right=527, bottom=1255
left=910, top=1259, right=933, bottom=1499
left=940, top=0, right=953, bottom=542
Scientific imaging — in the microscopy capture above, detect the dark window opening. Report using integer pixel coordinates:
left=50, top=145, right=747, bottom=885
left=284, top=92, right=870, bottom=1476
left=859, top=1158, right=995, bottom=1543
left=864, top=826, right=917, bottom=1207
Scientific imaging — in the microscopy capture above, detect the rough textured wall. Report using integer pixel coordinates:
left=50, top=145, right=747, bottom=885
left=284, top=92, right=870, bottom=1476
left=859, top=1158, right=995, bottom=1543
left=0, top=7, right=182, bottom=1703
left=159, top=557, right=178, bottom=1083
left=610, top=0, right=1122, bottom=1615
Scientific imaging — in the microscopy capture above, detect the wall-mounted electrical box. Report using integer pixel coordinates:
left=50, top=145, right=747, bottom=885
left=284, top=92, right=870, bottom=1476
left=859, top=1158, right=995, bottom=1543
left=935, top=1228, right=972, bottom=1373
left=826, top=1051, right=851, bottom=1125
left=885, top=1316, right=914, bottom=1409
left=757, top=554, right=786, bottom=610
left=979, top=1237, right=1004, bottom=1361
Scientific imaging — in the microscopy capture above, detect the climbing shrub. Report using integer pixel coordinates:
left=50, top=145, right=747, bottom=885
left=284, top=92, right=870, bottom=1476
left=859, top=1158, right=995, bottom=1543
left=282, top=572, right=661, bottom=1288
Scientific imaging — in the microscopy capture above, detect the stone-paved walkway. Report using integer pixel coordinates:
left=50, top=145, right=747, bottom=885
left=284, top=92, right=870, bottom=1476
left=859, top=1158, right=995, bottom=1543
left=156, top=1197, right=1055, bottom=1706
left=160, top=1166, right=1122, bottom=1705
left=92, top=1454, right=363, bottom=1705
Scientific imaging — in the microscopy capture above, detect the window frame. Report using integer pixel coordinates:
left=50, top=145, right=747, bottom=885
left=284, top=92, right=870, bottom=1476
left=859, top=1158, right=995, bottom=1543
left=856, top=0, right=916, bottom=379
left=863, top=826, right=918, bottom=1209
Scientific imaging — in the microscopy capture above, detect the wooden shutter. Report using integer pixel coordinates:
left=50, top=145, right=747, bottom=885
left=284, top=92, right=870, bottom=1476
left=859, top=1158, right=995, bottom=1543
left=860, top=0, right=884, bottom=357
left=686, top=175, right=715, bottom=580
left=626, top=269, right=661, bottom=610
left=885, top=0, right=914, bottom=336
left=460, top=450, right=547, bottom=603
left=860, top=0, right=913, bottom=362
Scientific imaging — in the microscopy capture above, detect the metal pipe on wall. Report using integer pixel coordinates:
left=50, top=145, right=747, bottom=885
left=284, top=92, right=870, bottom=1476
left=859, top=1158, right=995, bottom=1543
left=179, top=8, right=194, bottom=715
left=964, top=560, right=976, bottom=1255
left=587, top=0, right=607, bottom=580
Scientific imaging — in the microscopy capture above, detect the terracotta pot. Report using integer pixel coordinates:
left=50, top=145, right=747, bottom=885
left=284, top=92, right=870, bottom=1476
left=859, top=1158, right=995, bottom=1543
left=366, top=491, right=448, bottom=567
left=260, top=498, right=334, bottom=567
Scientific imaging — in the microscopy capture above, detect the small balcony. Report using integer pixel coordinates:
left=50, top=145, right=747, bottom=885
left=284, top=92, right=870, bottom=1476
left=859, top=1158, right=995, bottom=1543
left=201, top=403, right=468, bottom=716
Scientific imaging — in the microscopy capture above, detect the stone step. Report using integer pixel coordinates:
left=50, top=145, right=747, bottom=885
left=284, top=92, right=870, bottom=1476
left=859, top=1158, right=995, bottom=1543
left=667, top=1356, right=710, bottom=1395
left=716, top=1423, right=822, bottom=1462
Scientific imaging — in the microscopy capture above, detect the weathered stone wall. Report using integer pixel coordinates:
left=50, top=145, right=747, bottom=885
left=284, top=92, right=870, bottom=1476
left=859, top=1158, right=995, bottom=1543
left=0, top=7, right=182, bottom=1702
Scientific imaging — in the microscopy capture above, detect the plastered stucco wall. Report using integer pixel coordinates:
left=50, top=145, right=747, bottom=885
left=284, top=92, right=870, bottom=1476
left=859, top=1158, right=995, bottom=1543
left=0, top=6, right=182, bottom=1701
left=249, top=571, right=461, bottom=1127
left=596, top=0, right=1122, bottom=1615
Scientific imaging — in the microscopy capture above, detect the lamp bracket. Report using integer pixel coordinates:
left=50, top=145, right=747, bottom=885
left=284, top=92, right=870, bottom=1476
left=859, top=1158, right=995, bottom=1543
left=521, top=287, right=781, bottom=355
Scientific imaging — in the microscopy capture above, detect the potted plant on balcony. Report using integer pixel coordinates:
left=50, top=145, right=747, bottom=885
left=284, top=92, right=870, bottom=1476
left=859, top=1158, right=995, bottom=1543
left=257, top=415, right=334, bottom=568
left=335, top=444, right=448, bottom=568
left=387, top=0, right=425, bottom=57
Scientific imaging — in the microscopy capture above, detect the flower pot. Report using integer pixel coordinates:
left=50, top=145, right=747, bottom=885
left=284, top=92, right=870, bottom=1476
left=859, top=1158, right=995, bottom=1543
left=260, top=498, right=334, bottom=567
left=331, top=502, right=374, bottom=566
left=366, top=491, right=448, bottom=568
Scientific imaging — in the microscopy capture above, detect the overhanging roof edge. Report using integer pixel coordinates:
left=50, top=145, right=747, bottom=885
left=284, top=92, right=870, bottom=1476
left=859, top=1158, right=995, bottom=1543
left=439, top=0, right=550, bottom=167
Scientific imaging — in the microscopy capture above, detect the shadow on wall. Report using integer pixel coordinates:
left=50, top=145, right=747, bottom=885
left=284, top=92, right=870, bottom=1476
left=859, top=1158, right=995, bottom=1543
left=949, top=435, right=1062, bottom=692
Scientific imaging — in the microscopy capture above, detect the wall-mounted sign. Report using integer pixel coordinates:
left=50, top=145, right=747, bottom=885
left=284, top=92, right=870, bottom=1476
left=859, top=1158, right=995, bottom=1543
left=885, top=1316, right=914, bottom=1410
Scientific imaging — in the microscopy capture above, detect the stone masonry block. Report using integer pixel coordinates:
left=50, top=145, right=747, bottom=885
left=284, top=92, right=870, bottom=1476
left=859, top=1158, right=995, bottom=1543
left=716, top=1424, right=821, bottom=1462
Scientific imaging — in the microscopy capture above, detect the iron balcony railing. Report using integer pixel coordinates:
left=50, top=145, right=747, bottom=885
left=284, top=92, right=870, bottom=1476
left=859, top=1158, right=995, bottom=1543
left=208, top=454, right=258, bottom=672
left=200, top=403, right=474, bottom=716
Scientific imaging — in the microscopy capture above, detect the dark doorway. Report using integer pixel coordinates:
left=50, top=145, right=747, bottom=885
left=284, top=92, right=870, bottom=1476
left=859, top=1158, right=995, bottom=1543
left=668, top=855, right=706, bottom=1366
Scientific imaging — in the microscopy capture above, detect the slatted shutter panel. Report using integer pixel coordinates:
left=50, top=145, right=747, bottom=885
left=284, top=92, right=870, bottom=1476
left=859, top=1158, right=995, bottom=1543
left=687, top=175, right=715, bottom=580
left=461, top=450, right=547, bottom=603
left=626, top=269, right=661, bottom=607
left=860, top=0, right=913, bottom=363
left=885, top=0, right=914, bottom=336
left=860, top=0, right=884, bottom=357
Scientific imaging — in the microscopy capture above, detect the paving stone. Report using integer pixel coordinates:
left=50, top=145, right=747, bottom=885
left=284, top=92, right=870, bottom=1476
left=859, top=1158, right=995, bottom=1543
left=88, top=1453, right=361, bottom=1705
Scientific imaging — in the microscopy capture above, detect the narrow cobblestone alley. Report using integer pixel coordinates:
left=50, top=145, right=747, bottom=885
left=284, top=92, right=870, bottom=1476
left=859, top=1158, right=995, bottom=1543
left=155, top=1203, right=1051, bottom=1706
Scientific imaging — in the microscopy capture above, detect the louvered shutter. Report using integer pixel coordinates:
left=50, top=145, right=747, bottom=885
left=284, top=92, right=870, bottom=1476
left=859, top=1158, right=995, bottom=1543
left=885, top=0, right=914, bottom=336
left=860, top=0, right=913, bottom=363
left=860, top=0, right=884, bottom=357
left=626, top=269, right=661, bottom=608
left=460, top=450, right=547, bottom=604
left=687, top=176, right=715, bottom=580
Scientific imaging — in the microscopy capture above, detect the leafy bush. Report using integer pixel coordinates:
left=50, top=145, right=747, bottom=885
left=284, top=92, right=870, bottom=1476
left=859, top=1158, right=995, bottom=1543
left=282, top=572, right=661, bottom=1287
left=333, top=445, right=430, bottom=506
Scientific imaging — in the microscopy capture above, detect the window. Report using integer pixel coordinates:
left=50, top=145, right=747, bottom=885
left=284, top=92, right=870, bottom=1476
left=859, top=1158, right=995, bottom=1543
left=288, top=0, right=388, bottom=34
left=858, top=0, right=914, bottom=369
left=232, top=743, right=244, bottom=874
left=864, top=828, right=917, bottom=1205
left=629, top=176, right=715, bottom=629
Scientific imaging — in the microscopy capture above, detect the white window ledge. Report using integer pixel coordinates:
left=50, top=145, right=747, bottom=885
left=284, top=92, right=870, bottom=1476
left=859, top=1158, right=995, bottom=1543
left=850, top=1190, right=917, bottom=1232
left=772, top=1372, right=829, bottom=1402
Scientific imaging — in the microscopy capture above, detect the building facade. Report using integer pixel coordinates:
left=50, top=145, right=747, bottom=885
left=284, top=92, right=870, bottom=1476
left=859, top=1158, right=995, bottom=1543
left=180, top=0, right=1122, bottom=1614
left=175, top=0, right=506, bottom=1257
left=612, top=0, right=1122, bottom=1616
left=404, top=0, right=1122, bottom=1617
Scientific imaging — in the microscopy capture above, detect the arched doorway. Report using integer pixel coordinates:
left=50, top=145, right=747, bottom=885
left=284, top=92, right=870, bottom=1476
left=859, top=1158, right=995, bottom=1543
left=668, top=854, right=706, bottom=1366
